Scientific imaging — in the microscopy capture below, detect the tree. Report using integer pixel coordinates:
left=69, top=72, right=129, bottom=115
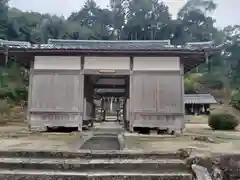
left=0, top=0, right=239, bottom=107
left=0, top=0, right=9, bottom=39
left=178, top=0, right=216, bottom=18
left=222, top=25, right=240, bottom=89
left=68, top=0, right=114, bottom=40
left=172, top=0, right=217, bottom=44
left=110, top=0, right=126, bottom=39
left=121, top=0, right=172, bottom=40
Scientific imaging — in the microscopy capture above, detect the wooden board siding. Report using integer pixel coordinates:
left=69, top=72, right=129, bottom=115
left=83, top=75, right=95, bottom=122
left=83, top=99, right=93, bottom=121
left=130, top=72, right=184, bottom=131
left=29, top=113, right=81, bottom=129
left=133, top=57, right=180, bottom=71
left=28, top=56, right=84, bottom=131
left=30, top=72, right=81, bottom=112
left=131, top=72, right=183, bottom=113
left=129, top=56, right=184, bottom=132
left=29, top=71, right=84, bottom=130
left=34, top=56, right=81, bottom=70
left=130, top=116, right=184, bottom=131
left=84, top=56, right=130, bottom=70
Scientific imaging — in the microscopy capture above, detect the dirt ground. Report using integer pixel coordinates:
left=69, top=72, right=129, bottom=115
left=0, top=122, right=89, bottom=151
left=124, top=122, right=240, bottom=154
left=0, top=120, right=239, bottom=154
left=124, top=105, right=240, bottom=154
left=0, top=103, right=240, bottom=153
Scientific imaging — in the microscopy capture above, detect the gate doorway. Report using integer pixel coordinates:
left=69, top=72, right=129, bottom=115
left=83, top=74, right=130, bottom=129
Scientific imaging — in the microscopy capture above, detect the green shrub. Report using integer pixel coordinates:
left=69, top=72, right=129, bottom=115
left=199, top=73, right=224, bottom=89
left=208, top=113, right=239, bottom=130
left=184, top=76, right=199, bottom=94
left=0, top=100, right=10, bottom=116
left=0, top=86, right=28, bottom=105
left=231, top=89, right=240, bottom=110
left=184, top=79, right=196, bottom=94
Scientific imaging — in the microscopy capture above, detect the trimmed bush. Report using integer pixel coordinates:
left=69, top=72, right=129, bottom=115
left=208, top=113, right=239, bottom=130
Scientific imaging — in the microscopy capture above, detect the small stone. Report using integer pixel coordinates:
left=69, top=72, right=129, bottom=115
left=175, top=131, right=181, bottom=137
left=194, top=136, right=215, bottom=143
left=178, top=148, right=194, bottom=159
left=212, top=165, right=224, bottom=180
left=191, top=164, right=212, bottom=180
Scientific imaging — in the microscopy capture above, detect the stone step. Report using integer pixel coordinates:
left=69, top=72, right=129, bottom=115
left=80, top=136, right=121, bottom=150
left=0, top=158, right=189, bottom=172
left=0, top=169, right=193, bottom=180
left=0, top=150, right=182, bottom=159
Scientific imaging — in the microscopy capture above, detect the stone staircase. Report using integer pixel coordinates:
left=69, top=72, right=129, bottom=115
left=0, top=150, right=193, bottom=180
left=105, top=116, right=118, bottom=122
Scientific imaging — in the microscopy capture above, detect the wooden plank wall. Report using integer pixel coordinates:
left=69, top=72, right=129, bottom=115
left=28, top=56, right=84, bottom=131
left=83, top=75, right=95, bottom=121
left=129, top=57, right=184, bottom=132
left=84, top=56, right=130, bottom=70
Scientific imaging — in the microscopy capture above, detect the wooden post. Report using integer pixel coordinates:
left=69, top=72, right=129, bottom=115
left=27, top=60, right=34, bottom=131
left=4, top=46, right=8, bottom=67
left=78, top=57, right=85, bottom=132
left=129, top=56, right=134, bottom=132
left=205, top=52, right=211, bottom=72
left=180, top=62, right=185, bottom=132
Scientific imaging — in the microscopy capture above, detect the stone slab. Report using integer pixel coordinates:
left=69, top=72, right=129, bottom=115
left=0, top=170, right=193, bottom=180
left=0, top=158, right=188, bottom=172
left=0, top=150, right=182, bottom=159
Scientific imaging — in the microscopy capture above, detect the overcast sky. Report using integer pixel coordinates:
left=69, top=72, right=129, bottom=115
left=8, top=0, right=239, bottom=28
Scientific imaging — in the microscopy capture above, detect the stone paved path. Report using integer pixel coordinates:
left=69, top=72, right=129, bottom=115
left=80, top=121, right=124, bottom=150
left=80, top=135, right=120, bottom=150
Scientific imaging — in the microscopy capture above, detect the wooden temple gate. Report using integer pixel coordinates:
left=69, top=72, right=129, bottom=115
left=0, top=39, right=213, bottom=133
left=27, top=55, right=185, bottom=133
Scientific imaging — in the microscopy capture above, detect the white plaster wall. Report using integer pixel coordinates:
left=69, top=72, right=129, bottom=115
left=84, top=56, right=130, bottom=70
left=34, top=56, right=81, bottom=70
left=133, top=57, right=180, bottom=71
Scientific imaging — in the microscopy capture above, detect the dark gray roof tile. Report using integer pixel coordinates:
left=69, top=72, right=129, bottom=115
left=184, top=94, right=217, bottom=104
left=47, top=39, right=172, bottom=50
left=0, top=39, right=31, bottom=48
left=0, top=39, right=217, bottom=51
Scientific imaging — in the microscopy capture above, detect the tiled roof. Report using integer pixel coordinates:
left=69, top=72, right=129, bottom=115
left=0, top=39, right=216, bottom=50
left=0, top=39, right=31, bottom=48
left=47, top=39, right=172, bottom=50
left=186, top=41, right=215, bottom=49
left=184, top=94, right=217, bottom=104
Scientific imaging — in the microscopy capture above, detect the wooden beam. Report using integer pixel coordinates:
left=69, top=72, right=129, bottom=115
left=93, top=84, right=126, bottom=89
left=96, top=93, right=126, bottom=97
left=97, top=76, right=126, bottom=79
